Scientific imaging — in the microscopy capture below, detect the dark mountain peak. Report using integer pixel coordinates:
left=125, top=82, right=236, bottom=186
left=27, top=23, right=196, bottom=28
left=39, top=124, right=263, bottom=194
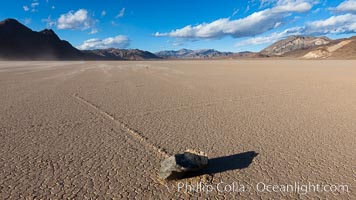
left=0, top=18, right=85, bottom=60
left=39, top=29, right=60, bottom=40
left=0, top=18, right=32, bottom=32
left=196, top=49, right=219, bottom=53
left=0, top=18, right=20, bottom=25
left=178, top=48, right=192, bottom=52
left=40, top=29, right=56, bottom=36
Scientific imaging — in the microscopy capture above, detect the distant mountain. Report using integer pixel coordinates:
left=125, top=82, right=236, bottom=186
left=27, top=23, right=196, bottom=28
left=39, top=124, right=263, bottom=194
left=0, top=18, right=86, bottom=60
left=259, top=35, right=356, bottom=59
left=85, top=48, right=161, bottom=60
left=300, top=37, right=356, bottom=59
left=155, top=48, right=234, bottom=59
left=260, top=36, right=331, bottom=57
left=230, top=51, right=259, bottom=58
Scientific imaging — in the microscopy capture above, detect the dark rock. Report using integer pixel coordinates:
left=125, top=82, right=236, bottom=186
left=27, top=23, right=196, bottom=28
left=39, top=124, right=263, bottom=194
left=159, top=150, right=208, bottom=180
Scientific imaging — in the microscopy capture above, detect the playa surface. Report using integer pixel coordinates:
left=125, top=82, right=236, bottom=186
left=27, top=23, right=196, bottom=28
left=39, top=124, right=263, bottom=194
left=0, top=60, right=355, bottom=199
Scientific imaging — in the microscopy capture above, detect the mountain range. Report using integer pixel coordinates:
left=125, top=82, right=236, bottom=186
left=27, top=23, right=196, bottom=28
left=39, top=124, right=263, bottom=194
left=260, top=36, right=332, bottom=56
left=84, top=48, right=161, bottom=60
left=155, top=49, right=234, bottom=59
left=0, top=18, right=355, bottom=60
left=260, top=35, right=356, bottom=59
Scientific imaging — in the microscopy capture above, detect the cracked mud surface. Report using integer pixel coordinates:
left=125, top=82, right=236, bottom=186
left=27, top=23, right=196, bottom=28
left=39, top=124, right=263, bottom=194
left=0, top=60, right=355, bottom=199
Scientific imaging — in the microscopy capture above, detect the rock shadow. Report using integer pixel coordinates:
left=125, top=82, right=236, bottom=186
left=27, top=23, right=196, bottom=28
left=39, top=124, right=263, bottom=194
left=185, top=151, right=258, bottom=178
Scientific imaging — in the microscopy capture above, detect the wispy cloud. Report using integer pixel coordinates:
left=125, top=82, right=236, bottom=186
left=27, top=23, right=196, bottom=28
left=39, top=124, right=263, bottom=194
left=31, top=1, right=39, bottom=12
left=41, top=15, right=56, bottom=28
left=172, top=41, right=183, bottom=47
left=23, top=6, right=29, bottom=12
left=77, top=35, right=130, bottom=50
left=111, top=20, right=118, bottom=26
left=235, top=27, right=302, bottom=46
left=312, top=8, right=320, bottom=14
left=116, top=8, right=125, bottom=18
left=101, top=10, right=107, bottom=17
left=31, top=2, right=39, bottom=7
left=89, top=29, right=98, bottom=34
left=244, top=5, right=250, bottom=13
left=232, top=8, right=239, bottom=16
left=23, top=18, right=32, bottom=25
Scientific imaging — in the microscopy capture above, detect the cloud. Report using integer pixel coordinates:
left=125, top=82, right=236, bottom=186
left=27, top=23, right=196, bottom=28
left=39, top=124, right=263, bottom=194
left=172, top=41, right=183, bottom=47
left=23, top=18, right=32, bottom=25
left=31, top=1, right=39, bottom=12
left=23, top=6, right=29, bottom=12
left=89, top=29, right=98, bottom=34
left=244, top=5, right=251, bottom=13
left=312, top=8, right=320, bottom=13
left=235, top=27, right=302, bottom=46
left=57, top=9, right=96, bottom=30
left=333, top=0, right=356, bottom=13
left=77, top=35, right=130, bottom=50
left=260, top=0, right=318, bottom=8
left=31, top=2, right=39, bottom=7
left=155, top=0, right=312, bottom=39
left=236, top=12, right=356, bottom=47
left=232, top=8, right=239, bottom=16
left=101, top=10, right=106, bottom=17
left=42, top=15, right=56, bottom=28
left=305, top=13, right=356, bottom=34
left=116, top=8, right=125, bottom=18
left=259, top=0, right=276, bottom=8
left=111, top=21, right=118, bottom=26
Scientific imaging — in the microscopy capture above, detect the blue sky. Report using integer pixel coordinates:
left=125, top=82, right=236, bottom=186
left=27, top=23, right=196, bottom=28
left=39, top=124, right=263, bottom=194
left=1, top=0, right=356, bottom=52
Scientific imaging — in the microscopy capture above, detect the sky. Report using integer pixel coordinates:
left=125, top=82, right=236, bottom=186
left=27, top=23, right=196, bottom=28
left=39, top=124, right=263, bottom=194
left=1, top=0, right=356, bottom=52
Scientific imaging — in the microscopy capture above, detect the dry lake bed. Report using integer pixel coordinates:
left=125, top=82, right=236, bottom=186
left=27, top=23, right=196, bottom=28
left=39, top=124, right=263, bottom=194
left=0, top=60, right=355, bottom=199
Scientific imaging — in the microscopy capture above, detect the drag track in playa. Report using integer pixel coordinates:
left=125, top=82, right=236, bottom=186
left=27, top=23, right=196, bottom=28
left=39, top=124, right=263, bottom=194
left=0, top=60, right=355, bottom=199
